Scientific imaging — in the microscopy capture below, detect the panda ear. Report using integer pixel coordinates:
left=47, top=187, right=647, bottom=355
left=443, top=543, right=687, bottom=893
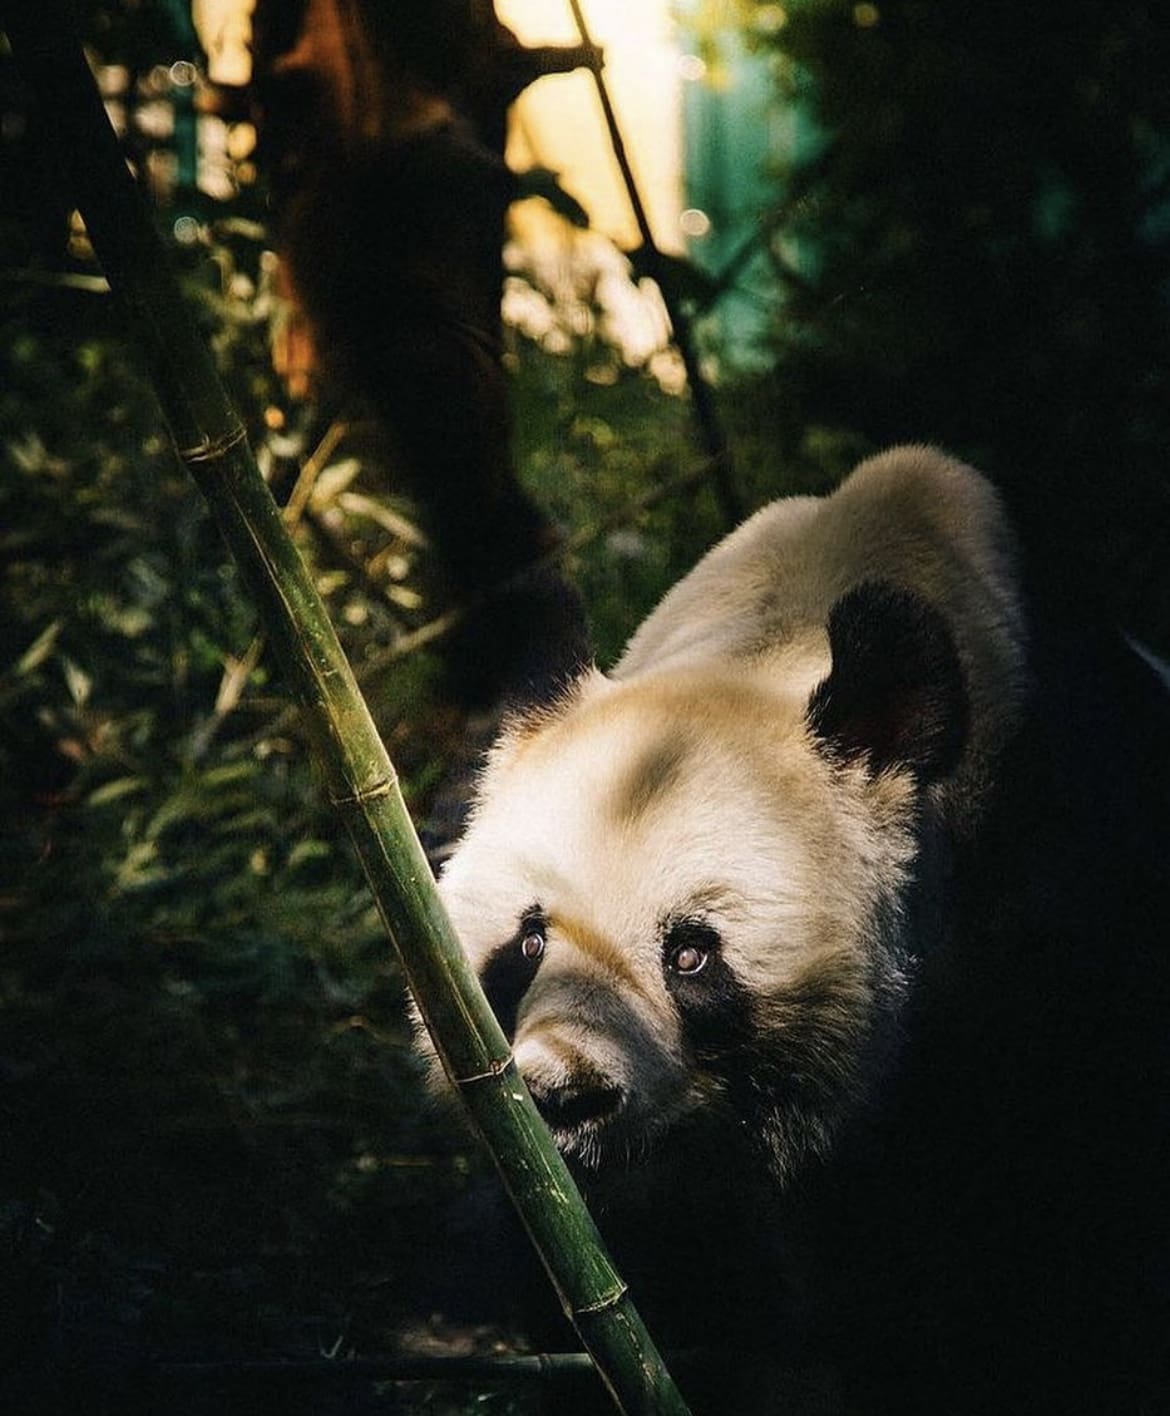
left=805, top=582, right=968, bottom=785
left=458, top=566, right=594, bottom=716
left=495, top=570, right=594, bottom=717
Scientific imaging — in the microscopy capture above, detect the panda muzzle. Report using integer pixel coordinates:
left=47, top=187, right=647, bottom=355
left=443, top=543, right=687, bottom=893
left=527, top=1075, right=624, bottom=1132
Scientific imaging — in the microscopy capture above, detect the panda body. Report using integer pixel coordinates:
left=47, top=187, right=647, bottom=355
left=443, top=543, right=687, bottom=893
left=432, top=448, right=1170, bottom=1413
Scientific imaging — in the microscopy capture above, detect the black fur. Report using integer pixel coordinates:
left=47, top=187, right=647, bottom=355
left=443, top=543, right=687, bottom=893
left=808, top=617, right=1170, bottom=1415
left=479, top=907, right=545, bottom=1041
left=807, top=582, right=968, bottom=783
left=662, top=919, right=755, bottom=1065
left=486, top=566, right=593, bottom=716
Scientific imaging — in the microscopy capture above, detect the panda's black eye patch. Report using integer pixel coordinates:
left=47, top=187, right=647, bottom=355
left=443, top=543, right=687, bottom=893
left=480, top=907, right=546, bottom=1040
left=663, top=918, right=753, bottom=1063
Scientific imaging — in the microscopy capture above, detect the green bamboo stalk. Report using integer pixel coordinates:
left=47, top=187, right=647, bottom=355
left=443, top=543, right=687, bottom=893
left=2, top=6, right=691, bottom=1413
left=160, top=1353, right=599, bottom=1384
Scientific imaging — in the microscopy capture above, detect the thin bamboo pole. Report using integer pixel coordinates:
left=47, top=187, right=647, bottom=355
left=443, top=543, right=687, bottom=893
left=3, top=7, right=691, bottom=1412
left=160, top=1352, right=599, bottom=1385
left=566, top=0, right=741, bottom=525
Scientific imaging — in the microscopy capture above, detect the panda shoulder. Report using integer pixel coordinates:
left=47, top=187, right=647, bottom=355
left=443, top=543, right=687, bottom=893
left=616, top=446, right=1020, bottom=683
left=612, top=494, right=822, bottom=679
left=831, top=445, right=1018, bottom=582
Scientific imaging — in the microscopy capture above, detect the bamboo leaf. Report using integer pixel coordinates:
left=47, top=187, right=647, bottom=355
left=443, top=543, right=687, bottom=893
left=86, top=775, right=149, bottom=807
left=308, top=456, right=362, bottom=508
left=61, top=656, right=93, bottom=707
left=14, top=618, right=63, bottom=674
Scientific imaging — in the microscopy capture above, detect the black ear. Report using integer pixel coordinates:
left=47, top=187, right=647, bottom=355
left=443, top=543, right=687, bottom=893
left=483, top=565, right=594, bottom=716
left=806, top=582, right=968, bottom=784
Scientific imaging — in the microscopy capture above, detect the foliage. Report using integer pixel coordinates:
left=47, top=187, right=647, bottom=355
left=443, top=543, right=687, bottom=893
left=747, top=0, right=1170, bottom=647
left=0, top=248, right=467, bottom=1402
left=509, top=330, right=717, bottom=666
left=0, top=158, right=713, bottom=1416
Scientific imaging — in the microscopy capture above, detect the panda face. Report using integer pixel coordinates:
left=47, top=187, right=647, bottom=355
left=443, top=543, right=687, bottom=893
left=439, top=661, right=919, bottom=1176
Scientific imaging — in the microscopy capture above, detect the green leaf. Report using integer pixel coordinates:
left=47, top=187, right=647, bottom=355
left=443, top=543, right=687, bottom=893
left=61, top=656, right=93, bottom=706
left=309, top=458, right=361, bottom=508
left=14, top=619, right=63, bottom=674
left=87, top=775, right=149, bottom=806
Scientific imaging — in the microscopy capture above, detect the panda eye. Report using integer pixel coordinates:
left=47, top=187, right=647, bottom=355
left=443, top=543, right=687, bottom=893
left=663, top=919, right=720, bottom=979
left=669, top=941, right=709, bottom=975
left=520, top=927, right=545, bottom=961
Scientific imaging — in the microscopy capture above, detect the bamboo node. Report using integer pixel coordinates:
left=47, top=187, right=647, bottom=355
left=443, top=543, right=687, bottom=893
left=453, top=1053, right=515, bottom=1087
left=178, top=424, right=249, bottom=466
left=328, top=775, right=398, bottom=806
left=574, top=1282, right=628, bottom=1315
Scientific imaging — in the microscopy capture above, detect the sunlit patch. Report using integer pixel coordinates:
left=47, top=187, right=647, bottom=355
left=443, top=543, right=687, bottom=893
left=755, top=5, right=788, bottom=34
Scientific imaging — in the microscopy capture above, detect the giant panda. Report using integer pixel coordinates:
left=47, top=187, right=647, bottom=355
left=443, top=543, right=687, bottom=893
left=430, top=447, right=1170, bottom=1415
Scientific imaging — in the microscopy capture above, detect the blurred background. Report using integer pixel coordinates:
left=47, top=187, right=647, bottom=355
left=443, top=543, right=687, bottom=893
left=2, top=1, right=1168, bottom=1410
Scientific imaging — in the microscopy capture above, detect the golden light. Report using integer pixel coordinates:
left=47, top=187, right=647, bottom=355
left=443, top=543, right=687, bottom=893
left=499, top=0, right=684, bottom=254
left=755, top=5, right=788, bottom=34
left=192, top=1, right=686, bottom=254
left=193, top=0, right=255, bottom=86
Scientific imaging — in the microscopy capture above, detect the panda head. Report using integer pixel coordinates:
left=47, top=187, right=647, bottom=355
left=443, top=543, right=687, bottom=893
left=435, top=581, right=968, bottom=1180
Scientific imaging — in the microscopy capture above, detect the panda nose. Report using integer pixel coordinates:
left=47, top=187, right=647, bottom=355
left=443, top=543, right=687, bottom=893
left=529, top=1078, right=623, bottom=1130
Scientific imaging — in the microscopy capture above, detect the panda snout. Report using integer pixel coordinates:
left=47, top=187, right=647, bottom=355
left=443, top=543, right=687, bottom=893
left=508, top=986, right=688, bottom=1157
left=529, top=1076, right=624, bottom=1131
left=513, top=1032, right=629, bottom=1142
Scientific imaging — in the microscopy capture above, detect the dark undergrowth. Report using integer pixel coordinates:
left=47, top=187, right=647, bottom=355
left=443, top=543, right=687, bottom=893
left=0, top=217, right=804, bottom=1413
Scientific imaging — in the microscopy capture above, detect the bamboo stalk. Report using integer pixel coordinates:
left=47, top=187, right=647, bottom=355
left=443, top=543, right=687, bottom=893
left=192, top=414, right=350, bottom=759
left=159, top=1352, right=599, bottom=1384
left=3, top=7, right=691, bottom=1412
